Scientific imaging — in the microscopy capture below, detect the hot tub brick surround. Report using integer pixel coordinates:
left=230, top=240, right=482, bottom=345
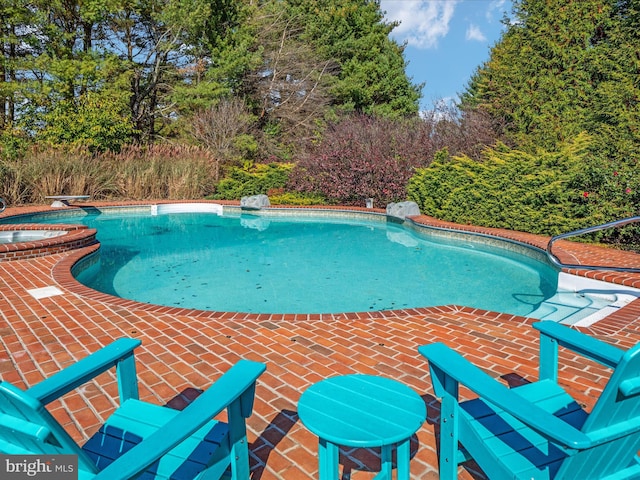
left=0, top=224, right=97, bottom=261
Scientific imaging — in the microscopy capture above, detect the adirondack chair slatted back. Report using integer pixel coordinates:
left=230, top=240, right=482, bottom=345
left=554, top=344, right=640, bottom=479
left=0, top=381, right=99, bottom=473
left=584, top=344, right=640, bottom=430
left=0, top=339, right=266, bottom=480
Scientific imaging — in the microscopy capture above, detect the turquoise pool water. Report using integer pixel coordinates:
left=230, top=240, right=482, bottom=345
left=7, top=208, right=563, bottom=315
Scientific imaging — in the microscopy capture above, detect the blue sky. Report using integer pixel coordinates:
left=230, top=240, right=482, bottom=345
left=381, top=0, right=512, bottom=111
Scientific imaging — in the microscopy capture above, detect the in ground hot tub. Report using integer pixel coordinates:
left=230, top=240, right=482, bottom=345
left=0, top=230, right=66, bottom=244
left=0, top=224, right=98, bottom=261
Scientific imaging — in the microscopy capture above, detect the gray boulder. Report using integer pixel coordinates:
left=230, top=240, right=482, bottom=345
left=386, top=201, right=420, bottom=220
left=240, top=194, right=270, bottom=210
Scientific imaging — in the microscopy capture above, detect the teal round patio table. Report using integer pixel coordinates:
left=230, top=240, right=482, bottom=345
left=298, top=374, right=426, bottom=480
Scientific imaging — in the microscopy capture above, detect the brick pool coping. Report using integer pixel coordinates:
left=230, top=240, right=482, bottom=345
left=1, top=201, right=639, bottom=479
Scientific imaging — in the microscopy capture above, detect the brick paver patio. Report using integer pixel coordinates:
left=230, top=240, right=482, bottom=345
left=1, top=202, right=639, bottom=479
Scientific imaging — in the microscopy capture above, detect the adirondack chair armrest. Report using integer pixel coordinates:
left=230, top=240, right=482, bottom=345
left=533, top=321, right=624, bottom=369
left=93, top=359, right=266, bottom=480
left=419, top=343, right=592, bottom=450
left=26, top=338, right=142, bottom=405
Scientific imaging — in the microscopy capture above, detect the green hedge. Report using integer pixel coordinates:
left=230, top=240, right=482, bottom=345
left=212, top=162, right=294, bottom=200
left=407, top=135, right=604, bottom=236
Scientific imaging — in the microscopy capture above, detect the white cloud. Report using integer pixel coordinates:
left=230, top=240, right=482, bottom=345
left=486, top=0, right=508, bottom=22
left=465, top=24, right=487, bottom=42
left=381, top=0, right=459, bottom=49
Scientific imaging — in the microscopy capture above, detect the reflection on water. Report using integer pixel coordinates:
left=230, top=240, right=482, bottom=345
left=241, top=215, right=271, bottom=231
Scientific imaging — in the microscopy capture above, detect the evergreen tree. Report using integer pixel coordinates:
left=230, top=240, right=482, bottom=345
left=0, top=0, right=40, bottom=129
left=459, top=0, right=640, bottom=241
left=588, top=0, right=640, bottom=163
left=462, top=0, right=611, bottom=149
left=297, top=0, right=421, bottom=116
left=169, top=0, right=259, bottom=115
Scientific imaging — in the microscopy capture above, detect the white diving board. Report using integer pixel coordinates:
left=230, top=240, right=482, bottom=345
left=45, top=195, right=91, bottom=207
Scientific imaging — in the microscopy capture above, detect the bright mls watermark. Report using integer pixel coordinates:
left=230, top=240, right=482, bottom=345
left=0, top=455, right=77, bottom=480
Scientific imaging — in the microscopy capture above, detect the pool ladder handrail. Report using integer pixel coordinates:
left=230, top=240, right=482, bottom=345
left=546, top=215, right=640, bottom=273
left=0, top=197, right=5, bottom=213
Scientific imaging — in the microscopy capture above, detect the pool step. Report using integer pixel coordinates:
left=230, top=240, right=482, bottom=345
left=531, top=291, right=613, bottom=325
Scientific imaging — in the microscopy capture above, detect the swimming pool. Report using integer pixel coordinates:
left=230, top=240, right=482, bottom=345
left=5, top=205, right=635, bottom=320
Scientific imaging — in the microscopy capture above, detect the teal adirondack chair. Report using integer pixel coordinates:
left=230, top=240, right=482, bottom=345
left=0, top=338, right=266, bottom=480
left=419, top=320, right=640, bottom=479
